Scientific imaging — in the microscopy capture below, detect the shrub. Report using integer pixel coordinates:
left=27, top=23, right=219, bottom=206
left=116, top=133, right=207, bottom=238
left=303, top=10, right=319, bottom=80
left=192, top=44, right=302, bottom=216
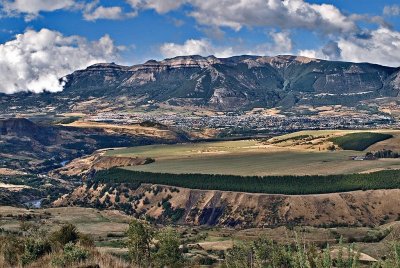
left=78, top=233, right=95, bottom=248
left=143, top=197, right=150, bottom=205
left=21, top=238, right=52, bottom=265
left=0, top=236, right=25, bottom=266
left=50, top=224, right=79, bottom=247
left=51, top=242, right=89, bottom=267
left=198, top=256, right=216, bottom=265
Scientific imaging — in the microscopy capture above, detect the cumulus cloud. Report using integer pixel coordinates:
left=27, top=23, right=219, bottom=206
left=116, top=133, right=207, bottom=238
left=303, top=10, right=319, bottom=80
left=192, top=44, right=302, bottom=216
left=160, top=39, right=234, bottom=58
left=298, top=27, right=400, bottom=67
left=1, top=0, right=77, bottom=20
left=337, top=27, right=400, bottom=67
left=384, top=5, right=400, bottom=16
left=83, top=0, right=137, bottom=21
left=321, top=41, right=341, bottom=60
left=298, top=49, right=319, bottom=59
left=269, top=31, right=292, bottom=54
left=0, top=28, right=120, bottom=94
left=0, top=0, right=137, bottom=21
left=126, top=0, right=186, bottom=13
left=127, top=0, right=356, bottom=34
left=160, top=31, right=294, bottom=58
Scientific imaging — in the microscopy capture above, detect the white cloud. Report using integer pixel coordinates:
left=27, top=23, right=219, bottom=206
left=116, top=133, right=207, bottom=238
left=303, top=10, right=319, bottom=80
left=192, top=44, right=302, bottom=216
left=160, top=31, right=294, bottom=58
left=160, top=39, right=233, bottom=58
left=83, top=0, right=137, bottom=21
left=384, top=5, right=400, bottom=16
left=1, top=0, right=76, bottom=20
left=0, top=28, right=120, bottom=94
left=337, top=27, right=400, bottom=67
left=269, top=31, right=292, bottom=54
left=84, top=6, right=124, bottom=21
left=126, top=0, right=186, bottom=13
left=0, top=0, right=137, bottom=21
left=298, top=49, right=319, bottom=59
left=297, top=27, right=400, bottom=67
left=127, top=0, right=356, bottom=34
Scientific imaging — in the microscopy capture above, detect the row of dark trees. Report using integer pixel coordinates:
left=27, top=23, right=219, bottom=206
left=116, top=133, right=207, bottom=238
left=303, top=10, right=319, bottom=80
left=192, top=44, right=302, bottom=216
left=92, top=168, right=400, bottom=195
left=366, top=149, right=400, bottom=159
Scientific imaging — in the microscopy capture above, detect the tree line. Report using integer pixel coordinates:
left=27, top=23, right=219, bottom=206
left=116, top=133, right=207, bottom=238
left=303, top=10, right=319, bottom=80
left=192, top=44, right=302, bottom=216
left=92, top=168, right=400, bottom=195
left=366, top=149, right=400, bottom=159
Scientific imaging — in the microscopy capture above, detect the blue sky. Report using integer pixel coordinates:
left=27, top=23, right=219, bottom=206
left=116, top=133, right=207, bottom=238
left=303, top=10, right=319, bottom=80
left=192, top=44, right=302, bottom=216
left=1, top=0, right=400, bottom=93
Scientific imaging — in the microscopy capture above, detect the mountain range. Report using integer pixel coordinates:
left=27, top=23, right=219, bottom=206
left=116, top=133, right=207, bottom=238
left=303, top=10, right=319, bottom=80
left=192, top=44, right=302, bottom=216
left=2, top=55, right=400, bottom=112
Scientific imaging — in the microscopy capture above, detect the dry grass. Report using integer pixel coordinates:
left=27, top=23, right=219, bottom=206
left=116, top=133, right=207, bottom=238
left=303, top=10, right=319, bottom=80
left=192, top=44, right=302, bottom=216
left=0, top=207, right=131, bottom=236
left=61, top=120, right=179, bottom=140
left=0, top=248, right=132, bottom=268
left=0, top=168, right=27, bottom=176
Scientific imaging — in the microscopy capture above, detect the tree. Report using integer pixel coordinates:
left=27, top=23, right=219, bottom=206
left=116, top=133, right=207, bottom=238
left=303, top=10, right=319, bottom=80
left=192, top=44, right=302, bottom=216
left=127, top=219, right=154, bottom=267
left=225, top=243, right=253, bottom=268
left=154, top=228, right=184, bottom=268
left=252, top=235, right=276, bottom=268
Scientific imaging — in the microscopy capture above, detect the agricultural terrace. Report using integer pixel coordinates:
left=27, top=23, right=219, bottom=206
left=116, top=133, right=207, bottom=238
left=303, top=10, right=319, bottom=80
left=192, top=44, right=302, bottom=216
left=106, top=132, right=400, bottom=176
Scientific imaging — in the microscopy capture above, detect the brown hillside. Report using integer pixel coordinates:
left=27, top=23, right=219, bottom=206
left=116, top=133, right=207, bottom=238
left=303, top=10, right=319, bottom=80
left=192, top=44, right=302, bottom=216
left=55, top=184, right=400, bottom=228
left=52, top=151, right=151, bottom=178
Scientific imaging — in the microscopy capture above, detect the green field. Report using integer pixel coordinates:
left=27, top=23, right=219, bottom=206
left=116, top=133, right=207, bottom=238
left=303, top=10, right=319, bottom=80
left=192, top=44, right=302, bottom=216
left=106, top=139, right=400, bottom=176
left=329, top=132, right=393, bottom=151
left=93, top=168, right=400, bottom=195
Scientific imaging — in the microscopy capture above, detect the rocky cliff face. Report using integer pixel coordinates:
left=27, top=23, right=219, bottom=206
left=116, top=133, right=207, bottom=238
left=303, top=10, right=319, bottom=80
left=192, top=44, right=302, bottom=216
left=60, top=55, right=399, bottom=111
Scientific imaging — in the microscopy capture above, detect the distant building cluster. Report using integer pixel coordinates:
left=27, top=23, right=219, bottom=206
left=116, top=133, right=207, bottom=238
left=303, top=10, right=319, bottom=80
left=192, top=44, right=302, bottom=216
left=87, top=111, right=395, bottom=136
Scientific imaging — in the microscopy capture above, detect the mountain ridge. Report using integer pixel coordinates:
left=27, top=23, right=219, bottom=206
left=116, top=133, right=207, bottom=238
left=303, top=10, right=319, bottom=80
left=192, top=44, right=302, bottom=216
left=63, top=54, right=400, bottom=110
left=2, top=54, right=400, bottom=112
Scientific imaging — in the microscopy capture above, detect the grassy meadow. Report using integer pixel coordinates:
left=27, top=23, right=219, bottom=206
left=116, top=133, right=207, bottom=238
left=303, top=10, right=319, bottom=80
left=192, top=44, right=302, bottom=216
left=106, top=132, right=400, bottom=176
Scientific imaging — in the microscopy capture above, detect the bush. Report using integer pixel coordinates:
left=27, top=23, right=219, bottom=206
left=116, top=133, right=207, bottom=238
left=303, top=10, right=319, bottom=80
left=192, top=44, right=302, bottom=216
left=51, top=242, right=89, bottom=267
left=198, top=256, right=217, bottom=265
left=143, top=197, right=150, bottom=205
left=78, top=233, right=95, bottom=248
left=50, top=224, right=79, bottom=247
left=21, top=238, right=52, bottom=265
left=0, top=236, right=25, bottom=266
